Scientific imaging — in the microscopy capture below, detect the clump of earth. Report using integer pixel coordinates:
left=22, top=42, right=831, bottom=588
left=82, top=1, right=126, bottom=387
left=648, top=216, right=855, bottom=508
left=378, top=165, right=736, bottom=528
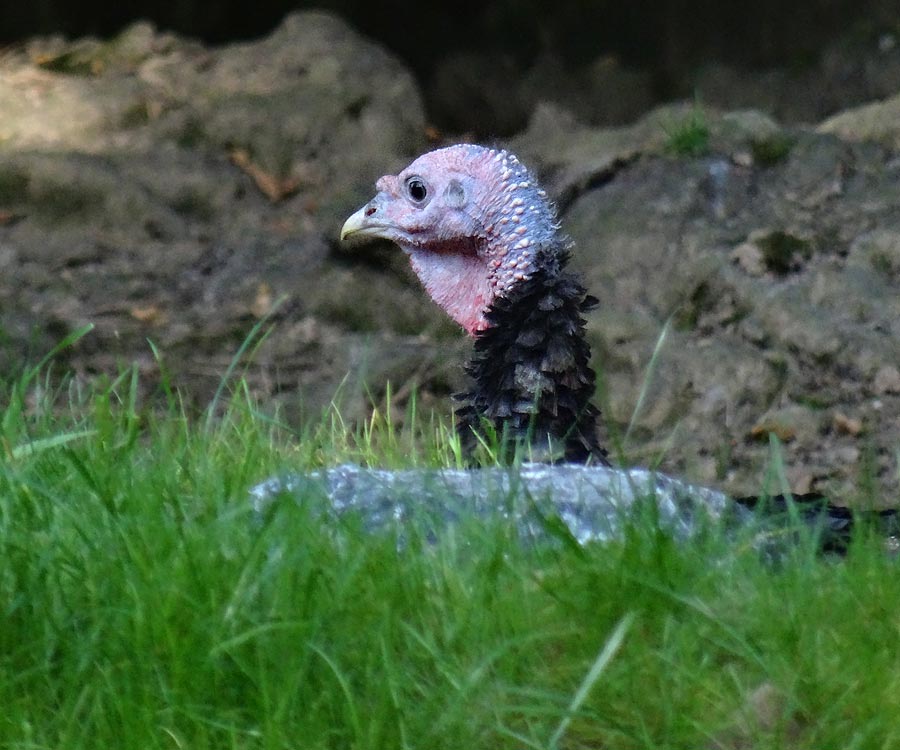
left=0, top=12, right=898, bottom=503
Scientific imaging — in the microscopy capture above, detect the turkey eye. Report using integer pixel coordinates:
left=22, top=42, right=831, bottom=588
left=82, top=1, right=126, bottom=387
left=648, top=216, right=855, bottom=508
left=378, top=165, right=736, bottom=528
left=407, top=177, right=428, bottom=203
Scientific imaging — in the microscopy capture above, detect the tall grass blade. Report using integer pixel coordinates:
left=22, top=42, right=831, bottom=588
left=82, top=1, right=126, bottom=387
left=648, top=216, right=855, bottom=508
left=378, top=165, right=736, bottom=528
left=204, top=296, right=285, bottom=433
left=623, top=315, right=672, bottom=447
left=10, top=429, right=97, bottom=460
left=23, top=323, right=95, bottom=386
left=548, top=611, right=635, bottom=749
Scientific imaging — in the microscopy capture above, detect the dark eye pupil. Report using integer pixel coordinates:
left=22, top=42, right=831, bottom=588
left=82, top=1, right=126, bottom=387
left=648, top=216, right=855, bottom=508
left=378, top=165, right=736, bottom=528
left=408, top=179, right=427, bottom=202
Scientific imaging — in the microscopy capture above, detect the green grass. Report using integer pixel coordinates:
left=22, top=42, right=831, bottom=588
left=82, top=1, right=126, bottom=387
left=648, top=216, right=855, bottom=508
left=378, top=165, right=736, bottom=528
left=664, top=104, right=710, bottom=158
left=1, top=350, right=900, bottom=748
left=750, top=134, right=795, bottom=167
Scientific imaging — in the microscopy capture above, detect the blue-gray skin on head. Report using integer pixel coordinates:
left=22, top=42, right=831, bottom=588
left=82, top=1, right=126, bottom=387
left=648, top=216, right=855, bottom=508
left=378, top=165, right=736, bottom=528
left=341, top=144, right=561, bottom=335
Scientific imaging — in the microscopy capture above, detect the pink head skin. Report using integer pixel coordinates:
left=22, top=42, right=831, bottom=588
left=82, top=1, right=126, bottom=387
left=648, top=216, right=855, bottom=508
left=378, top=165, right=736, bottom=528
left=341, top=144, right=559, bottom=335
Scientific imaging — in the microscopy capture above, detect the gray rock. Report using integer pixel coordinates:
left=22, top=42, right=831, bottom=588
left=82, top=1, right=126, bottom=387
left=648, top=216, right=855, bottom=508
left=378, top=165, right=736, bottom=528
left=818, top=92, right=900, bottom=150
left=249, top=463, right=747, bottom=546
left=249, top=463, right=899, bottom=556
left=847, top=228, right=900, bottom=279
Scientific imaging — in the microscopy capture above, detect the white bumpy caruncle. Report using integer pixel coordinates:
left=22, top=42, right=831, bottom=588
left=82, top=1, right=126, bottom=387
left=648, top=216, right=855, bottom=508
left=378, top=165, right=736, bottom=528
left=462, top=146, right=563, bottom=297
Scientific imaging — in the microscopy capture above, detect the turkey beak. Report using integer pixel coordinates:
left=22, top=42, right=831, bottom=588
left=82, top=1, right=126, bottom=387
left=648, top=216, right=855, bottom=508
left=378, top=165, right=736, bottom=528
left=340, top=196, right=387, bottom=241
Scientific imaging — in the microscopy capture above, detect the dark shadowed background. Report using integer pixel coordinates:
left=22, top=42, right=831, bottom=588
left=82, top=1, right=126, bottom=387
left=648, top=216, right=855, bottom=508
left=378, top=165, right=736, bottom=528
left=3, top=1, right=895, bottom=65
left=3, top=0, right=899, bottom=134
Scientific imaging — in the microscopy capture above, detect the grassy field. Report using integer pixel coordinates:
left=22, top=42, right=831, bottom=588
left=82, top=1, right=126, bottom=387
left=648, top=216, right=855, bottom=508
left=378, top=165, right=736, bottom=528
left=1, top=349, right=899, bottom=749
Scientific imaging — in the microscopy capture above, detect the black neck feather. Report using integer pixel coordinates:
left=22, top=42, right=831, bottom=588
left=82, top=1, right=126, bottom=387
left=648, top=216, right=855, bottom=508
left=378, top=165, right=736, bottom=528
left=454, top=244, right=607, bottom=464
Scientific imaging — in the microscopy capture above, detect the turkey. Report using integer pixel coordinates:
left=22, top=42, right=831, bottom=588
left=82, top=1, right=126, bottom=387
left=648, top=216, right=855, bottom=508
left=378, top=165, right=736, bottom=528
left=341, top=144, right=605, bottom=463
left=339, top=143, right=898, bottom=551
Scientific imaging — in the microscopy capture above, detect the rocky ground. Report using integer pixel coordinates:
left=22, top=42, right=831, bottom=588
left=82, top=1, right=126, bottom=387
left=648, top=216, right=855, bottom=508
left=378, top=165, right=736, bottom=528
left=1, top=12, right=898, bottom=503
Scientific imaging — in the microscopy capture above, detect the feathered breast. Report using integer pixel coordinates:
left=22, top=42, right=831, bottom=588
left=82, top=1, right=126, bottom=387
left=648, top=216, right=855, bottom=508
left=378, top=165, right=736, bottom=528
left=454, top=244, right=607, bottom=464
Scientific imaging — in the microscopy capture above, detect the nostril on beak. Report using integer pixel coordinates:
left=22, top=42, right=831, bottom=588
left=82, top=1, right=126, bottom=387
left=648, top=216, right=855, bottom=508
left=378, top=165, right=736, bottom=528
left=365, top=205, right=377, bottom=217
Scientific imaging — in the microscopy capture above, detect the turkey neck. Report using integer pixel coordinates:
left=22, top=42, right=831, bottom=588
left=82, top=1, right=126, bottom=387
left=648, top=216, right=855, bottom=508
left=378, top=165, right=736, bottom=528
left=454, top=244, right=607, bottom=464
